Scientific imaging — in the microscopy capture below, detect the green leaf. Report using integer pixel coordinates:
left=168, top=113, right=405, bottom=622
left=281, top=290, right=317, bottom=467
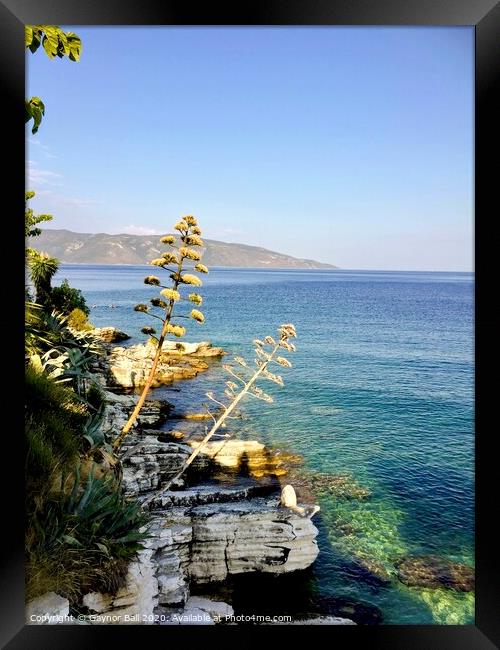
left=28, top=30, right=41, bottom=53
left=26, top=97, right=45, bottom=134
left=66, top=34, right=82, bottom=62
left=42, top=35, right=57, bottom=59
left=57, top=30, right=70, bottom=57
left=25, top=26, right=33, bottom=47
left=96, top=542, right=110, bottom=555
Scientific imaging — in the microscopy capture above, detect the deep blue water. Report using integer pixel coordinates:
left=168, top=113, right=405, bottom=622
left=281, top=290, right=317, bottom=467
left=53, top=265, right=474, bottom=624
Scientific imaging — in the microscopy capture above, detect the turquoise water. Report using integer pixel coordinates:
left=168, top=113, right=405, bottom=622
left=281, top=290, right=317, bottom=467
left=54, top=265, right=474, bottom=624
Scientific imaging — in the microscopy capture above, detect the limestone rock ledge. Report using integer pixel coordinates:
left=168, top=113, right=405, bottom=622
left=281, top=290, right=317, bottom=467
left=101, top=390, right=171, bottom=433
left=148, top=494, right=320, bottom=586
left=107, top=341, right=225, bottom=388
left=185, top=498, right=320, bottom=583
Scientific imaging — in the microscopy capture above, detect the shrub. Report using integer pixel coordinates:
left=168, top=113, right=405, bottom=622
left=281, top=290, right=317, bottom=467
left=51, top=279, right=90, bottom=316
left=68, top=307, right=93, bottom=331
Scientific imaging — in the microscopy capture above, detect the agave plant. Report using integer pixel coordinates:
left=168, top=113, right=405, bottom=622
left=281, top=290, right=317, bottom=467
left=114, top=215, right=208, bottom=450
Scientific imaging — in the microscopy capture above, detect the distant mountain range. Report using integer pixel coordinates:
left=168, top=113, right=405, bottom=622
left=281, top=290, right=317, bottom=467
left=30, top=229, right=337, bottom=269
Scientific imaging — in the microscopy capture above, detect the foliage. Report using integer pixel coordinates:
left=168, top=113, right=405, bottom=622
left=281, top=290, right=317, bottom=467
left=68, top=307, right=93, bottom=330
left=114, top=215, right=208, bottom=449
left=143, top=324, right=297, bottom=504
left=23, top=86, right=46, bottom=138
left=25, top=97, right=46, bottom=135
left=26, top=470, right=148, bottom=602
left=25, top=305, right=100, bottom=358
left=25, top=365, right=88, bottom=484
left=25, top=25, right=81, bottom=134
left=26, top=25, right=82, bottom=61
left=51, top=280, right=90, bottom=317
left=25, top=191, right=53, bottom=239
left=27, top=250, right=59, bottom=306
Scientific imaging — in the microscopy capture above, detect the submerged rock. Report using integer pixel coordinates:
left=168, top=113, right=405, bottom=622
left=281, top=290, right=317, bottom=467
left=395, top=556, right=475, bottom=592
left=286, top=469, right=371, bottom=501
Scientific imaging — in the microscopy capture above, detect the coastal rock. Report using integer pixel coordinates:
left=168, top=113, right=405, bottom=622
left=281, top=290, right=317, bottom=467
left=147, top=481, right=276, bottom=510
left=267, top=616, right=356, bottom=625
left=101, top=390, right=171, bottom=434
left=107, top=341, right=221, bottom=388
left=82, top=591, right=113, bottom=613
left=26, top=592, right=69, bottom=624
left=120, top=437, right=192, bottom=495
left=146, top=517, right=192, bottom=606
left=82, top=549, right=159, bottom=624
left=189, top=439, right=301, bottom=478
left=160, top=341, right=225, bottom=357
left=279, top=484, right=321, bottom=518
left=184, top=497, right=320, bottom=583
left=156, top=606, right=215, bottom=625
left=185, top=596, right=234, bottom=619
left=143, top=492, right=320, bottom=603
left=395, top=556, right=475, bottom=592
left=91, top=327, right=130, bottom=343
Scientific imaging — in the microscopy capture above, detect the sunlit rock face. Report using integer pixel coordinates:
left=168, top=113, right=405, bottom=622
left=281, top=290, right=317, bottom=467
left=107, top=341, right=224, bottom=388
left=179, top=497, right=319, bottom=583
left=91, top=327, right=130, bottom=343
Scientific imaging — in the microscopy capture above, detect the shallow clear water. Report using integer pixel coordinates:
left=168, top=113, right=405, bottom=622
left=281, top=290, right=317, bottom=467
left=54, top=265, right=474, bottom=624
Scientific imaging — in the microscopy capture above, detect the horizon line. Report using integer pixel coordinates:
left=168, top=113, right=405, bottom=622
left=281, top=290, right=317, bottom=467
left=56, top=262, right=474, bottom=274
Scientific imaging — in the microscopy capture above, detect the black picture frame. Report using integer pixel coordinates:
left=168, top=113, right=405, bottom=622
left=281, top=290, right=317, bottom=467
left=3, top=1, right=499, bottom=647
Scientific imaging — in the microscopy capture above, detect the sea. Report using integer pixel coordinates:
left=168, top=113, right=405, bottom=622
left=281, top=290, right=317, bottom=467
left=53, top=265, right=475, bottom=625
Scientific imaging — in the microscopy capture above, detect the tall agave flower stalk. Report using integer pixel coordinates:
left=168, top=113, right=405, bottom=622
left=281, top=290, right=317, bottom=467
left=142, top=323, right=297, bottom=505
left=113, top=216, right=208, bottom=450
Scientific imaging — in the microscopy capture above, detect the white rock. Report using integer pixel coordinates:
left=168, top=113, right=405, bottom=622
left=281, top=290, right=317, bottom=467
left=188, top=439, right=266, bottom=469
left=26, top=592, right=69, bottom=624
left=185, top=596, right=233, bottom=620
left=83, top=592, right=113, bottom=613
left=280, top=484, right=298, bottom=508
left=174, top=606, right=215, bottom=625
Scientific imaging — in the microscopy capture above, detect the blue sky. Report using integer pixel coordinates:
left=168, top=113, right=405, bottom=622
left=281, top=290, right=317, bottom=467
left=26, top=27, right=473, bottom=271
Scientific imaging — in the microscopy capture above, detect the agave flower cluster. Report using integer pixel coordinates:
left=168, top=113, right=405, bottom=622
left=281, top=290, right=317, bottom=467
left=115, top=216, right=209, bottom=449
left=142, top=323, right=298, bottom=501
left=134, top=215, right=208, bottom=341
left=207, top=323, right=297, bottom=411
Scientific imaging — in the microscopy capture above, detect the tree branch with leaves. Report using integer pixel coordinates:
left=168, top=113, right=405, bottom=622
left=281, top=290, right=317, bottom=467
left=25, top=25, right=82, bottom=134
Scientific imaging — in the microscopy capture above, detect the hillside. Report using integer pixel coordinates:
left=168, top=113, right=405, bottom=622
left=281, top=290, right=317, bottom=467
left=30, top=229, right=337, bottom=269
